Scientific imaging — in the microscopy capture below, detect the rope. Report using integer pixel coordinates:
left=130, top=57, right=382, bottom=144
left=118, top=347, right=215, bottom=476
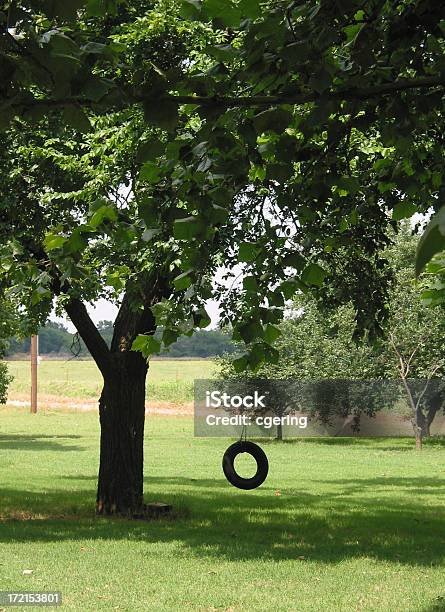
left=239, top=422, right=247, bottom=442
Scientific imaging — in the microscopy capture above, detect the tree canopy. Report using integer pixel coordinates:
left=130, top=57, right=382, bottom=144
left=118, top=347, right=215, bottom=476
left=3, top=0, right=445, bottom=371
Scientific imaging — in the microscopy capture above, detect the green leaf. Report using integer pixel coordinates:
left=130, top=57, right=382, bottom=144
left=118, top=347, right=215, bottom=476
left=239, top=0, right=262, bottom=18
left=89, top=205, right=118, bottom=228
left=233, top=355, right=248, bottom=373
left=179, top=0, right=202, bottom=19
left=238, top=320, right=264, bottom=343
left=282, top=253, right=305, bottom=270
left=143, top=99, right=179, bottom=133
left=131, top=334, right=161, bottom=357
left=106, top=271, right=125, bottom=291
left=205, top=44, right=240, bottom=63
left=203, top=0, right=241, bottom=27
left=136, top=140, right=165, bottom=164
left=86, top=0, right=119, bottom=17
left=264, top=324, right=281, bottom=345
left=162, top=328, right=179, bottom=347
left=193, top=307, right=211, bottom=328
left=210, top=204, right=229, bottom=224
left=432, top=171, right=442, bottom=189
left=264, top=345, right=280, bottom=364
left=151, top=299, right=173, bottom=324
left=392, top=201, right=418, bottom=221
left=62, top=105, right=91, bottom=133
left=81, top=42, right=108, bottom=55
left=268, top=290, right=284, bottom=307
left=280, top=41, right=312, bottom=63
left=309, top=68, right=332, bottom=94
left=138, top=196, right=158, bottom=226
left=416, top=207, right=445, bottom=276
left=31, top=286, right=51, bottom=306
left=41, top=31, right=80, bottom=57
left=343, top=22, right=364, bottom=44
left=301, top=263, right=327, bottom=287
left=81, top=76, right=113, bottom=102
left=248, top=344, right=265, bottom=371
left=335, top=176, right=360, bottom=196
left=253, top=108, right=293, bottom=134
left=44, top=234, right=66, bottom=251
left=173, top=217, right=203, bottom=240
left=65, top=229, right=87, bottom=254
left=139, top=162, right=162, bottom=184
left=243, top=275, right=258, bottom=292
left=238, top=242, right=258, bottom=262
left=280, top=279, right=301, bottom=299
left=173, top=271, right=193, bottom=291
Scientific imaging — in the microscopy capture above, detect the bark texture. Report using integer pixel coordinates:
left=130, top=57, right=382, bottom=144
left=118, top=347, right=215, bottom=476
left=96, top=351, right=148, bottom=515
left=65, top=283, right=165, bottom=516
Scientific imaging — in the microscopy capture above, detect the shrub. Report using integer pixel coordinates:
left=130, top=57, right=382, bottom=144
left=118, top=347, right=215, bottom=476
left=0, top=360, right=12, bottom=405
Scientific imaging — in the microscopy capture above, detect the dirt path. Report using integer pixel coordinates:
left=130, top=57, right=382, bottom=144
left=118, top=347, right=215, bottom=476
left=6, top=393, right=193, bottom=416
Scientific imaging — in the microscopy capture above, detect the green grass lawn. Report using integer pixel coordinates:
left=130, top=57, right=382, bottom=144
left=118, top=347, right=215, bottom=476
left=1, top=407, right=445, bottom=611
left=5, top=360, right=216, bottom=403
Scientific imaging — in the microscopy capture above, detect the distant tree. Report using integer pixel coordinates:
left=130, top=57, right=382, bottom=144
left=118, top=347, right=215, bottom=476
left=384, top=229, right=445, bottom=448
left=6, top=321, right=73, bottom=355
left=219, top=297, right=378, bottom=380
left=38, top=321, right=72, bottom=354
left=0, top=300, right=16, bottom=402
left=162, top=329, right=236, bottom=358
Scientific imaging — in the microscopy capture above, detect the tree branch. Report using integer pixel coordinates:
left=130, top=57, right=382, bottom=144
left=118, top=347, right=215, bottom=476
left=5, top=75, right=445, bottom=113
left=110, top=275, right=171, bottom=354
left=415, top=364, right=442, bottom=411
left=64, top=298, right=111, bottom=377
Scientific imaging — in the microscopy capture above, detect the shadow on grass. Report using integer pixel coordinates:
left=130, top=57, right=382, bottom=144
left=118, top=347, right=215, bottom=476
left=0, top=473, right=445, bottom=568
left=0, top=433, right=84, bottom=452
left=421, top=598, right=445, bottom=612
left=313, top=476, right=445, bottom=494
left=258, top=436, right=445, bottom=447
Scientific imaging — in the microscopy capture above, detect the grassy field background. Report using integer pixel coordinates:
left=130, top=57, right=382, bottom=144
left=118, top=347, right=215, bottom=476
left=1, top=406, right=445, bottom=611
left=5, top=360, right=216, bottom=403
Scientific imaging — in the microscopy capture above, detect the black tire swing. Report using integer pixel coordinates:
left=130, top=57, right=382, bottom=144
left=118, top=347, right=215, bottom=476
left=222, top=435, right=269, bottom=490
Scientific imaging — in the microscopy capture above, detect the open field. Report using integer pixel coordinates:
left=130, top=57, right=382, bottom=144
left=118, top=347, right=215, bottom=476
left=5, top=360, right=216, bottom=406
left=1, top=406, right=445, bottom=611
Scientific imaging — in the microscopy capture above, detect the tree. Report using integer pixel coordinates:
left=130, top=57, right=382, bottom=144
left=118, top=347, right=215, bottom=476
left=2, top=0, right=445, bottom=513
left=384, top=229, right=445, bottom=447
left=388, top=334, right=443, bottom=449
left=220, top=227, right=445, bottom=441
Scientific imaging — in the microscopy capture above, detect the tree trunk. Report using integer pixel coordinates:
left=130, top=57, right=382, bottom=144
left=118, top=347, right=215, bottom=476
left=96, top=351, right=148, bottom=516
left=276, top=420, right=283, bottom=441
left=424, top=393, right=442, bottom=437
left=414, top=406, right=425, bottom=451
left=415, top=428, right=422, bottom=450
left=64, top=291, right=164, bottom=516
left=422, top=417, right=431, bottom=438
